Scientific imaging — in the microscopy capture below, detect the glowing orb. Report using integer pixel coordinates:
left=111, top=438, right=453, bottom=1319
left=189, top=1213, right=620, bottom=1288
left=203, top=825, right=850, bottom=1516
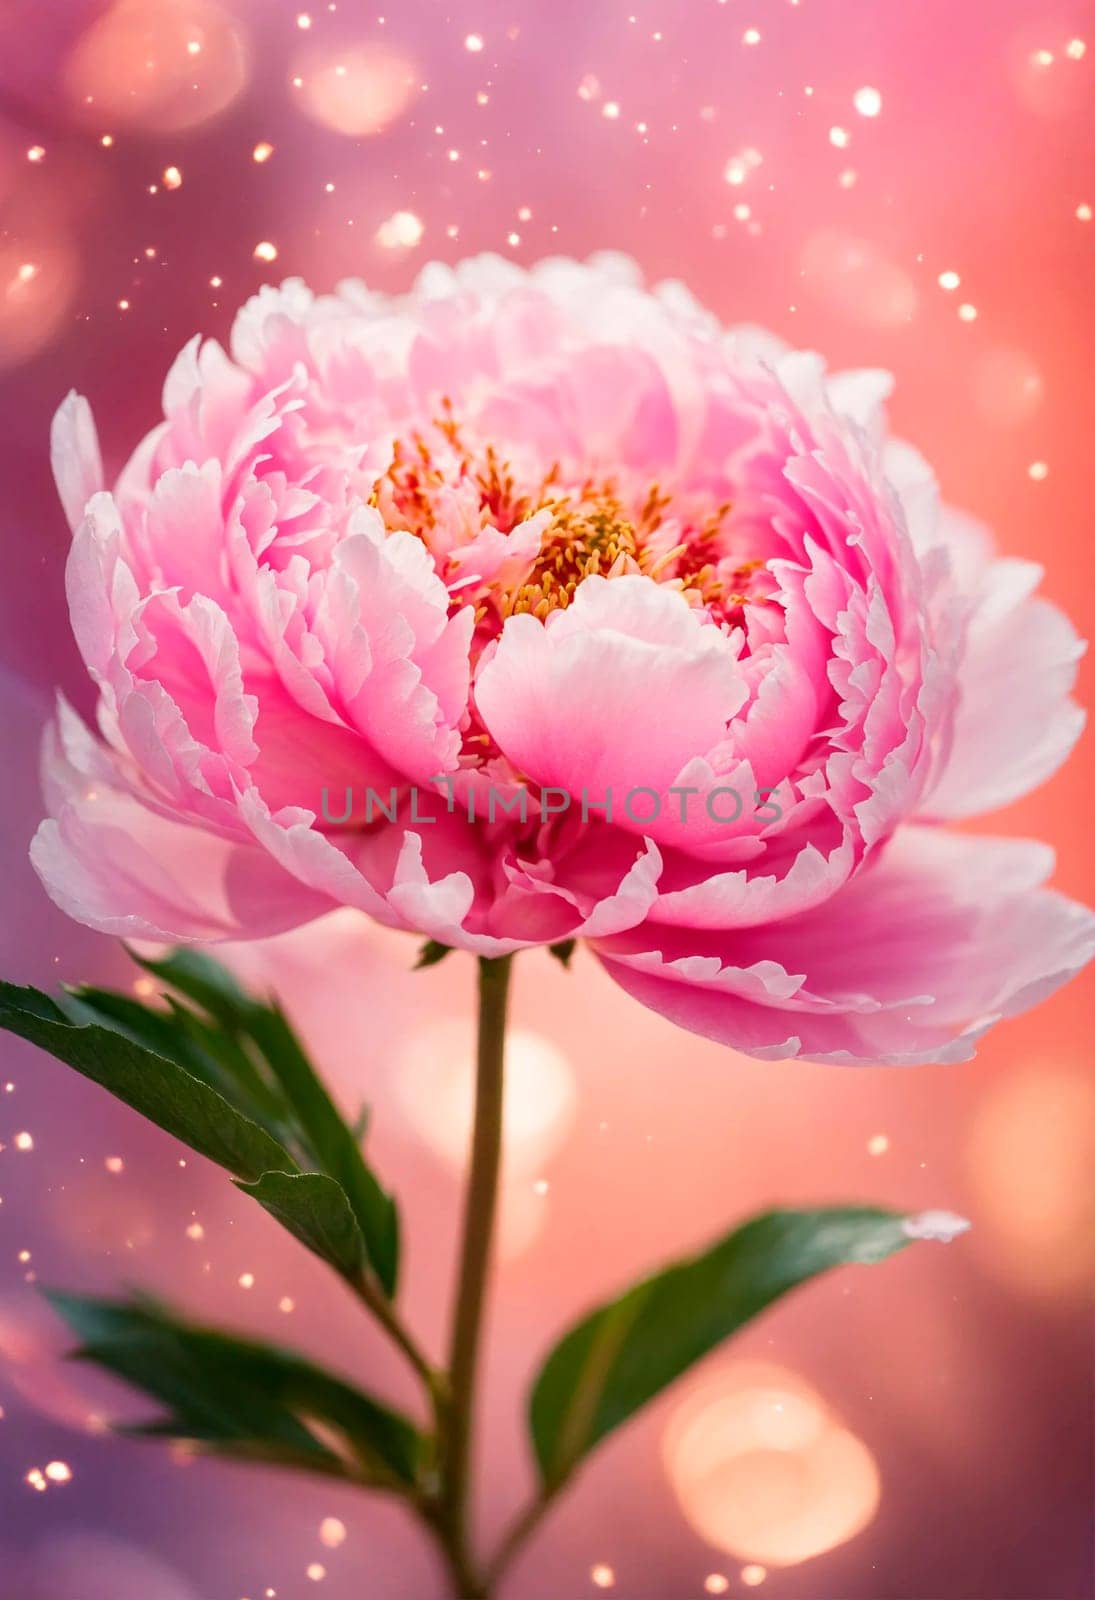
left=663, top=1363, right=881, bottom=1566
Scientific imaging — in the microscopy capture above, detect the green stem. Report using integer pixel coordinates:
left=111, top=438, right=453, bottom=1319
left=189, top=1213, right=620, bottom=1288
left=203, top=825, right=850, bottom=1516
left=435, top=953, right=513, bottom=1597
left=349, top=1271, right=444, bottom=1399
left=481, top=1491, right=556, bottom=1593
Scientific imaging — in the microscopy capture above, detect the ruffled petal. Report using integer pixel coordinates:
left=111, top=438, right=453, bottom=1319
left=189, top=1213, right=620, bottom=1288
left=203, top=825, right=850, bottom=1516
left=595, top=828, right=1095, bottom=1064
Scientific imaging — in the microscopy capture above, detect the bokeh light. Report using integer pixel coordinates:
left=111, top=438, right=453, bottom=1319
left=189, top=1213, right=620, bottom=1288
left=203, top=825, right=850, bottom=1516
left=800, top=231, right=919, bottom=327
left=394, top=1019, right=577, bottom=1178
left=967, top=1062, right=1095, bottom=1295
left=664, top=1363, right=881, bottom=1567
left=970, top=347, right=1045, bottom=426
left=295, top=42, right=417, bottom=138
left=64, top=0, right=249, bottom=133
left=0, top=237, right=79, bottom=371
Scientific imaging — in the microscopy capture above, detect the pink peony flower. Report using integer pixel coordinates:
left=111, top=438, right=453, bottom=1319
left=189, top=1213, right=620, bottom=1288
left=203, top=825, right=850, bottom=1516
left=37, top=253, right=1092, bottom=1063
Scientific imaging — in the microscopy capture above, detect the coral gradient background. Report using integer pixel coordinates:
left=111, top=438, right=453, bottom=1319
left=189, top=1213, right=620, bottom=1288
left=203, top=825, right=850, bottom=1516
left=0, top=0, right=1092, bottom=1595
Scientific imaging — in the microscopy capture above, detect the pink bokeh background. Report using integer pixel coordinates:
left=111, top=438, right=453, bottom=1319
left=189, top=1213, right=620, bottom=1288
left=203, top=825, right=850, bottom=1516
left=0, top=1, right=1092, bottom=1595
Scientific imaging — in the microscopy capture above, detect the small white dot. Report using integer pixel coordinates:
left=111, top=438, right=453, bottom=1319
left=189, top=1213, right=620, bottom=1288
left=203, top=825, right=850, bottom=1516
left=853, top=85, right=882, bottom=117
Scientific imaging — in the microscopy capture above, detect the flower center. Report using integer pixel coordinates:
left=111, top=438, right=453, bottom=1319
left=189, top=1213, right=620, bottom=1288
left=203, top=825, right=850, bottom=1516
left=373, top=405, right=774, bottom=632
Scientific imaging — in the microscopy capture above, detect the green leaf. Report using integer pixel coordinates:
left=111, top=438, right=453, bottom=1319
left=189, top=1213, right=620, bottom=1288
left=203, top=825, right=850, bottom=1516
left=529, top=1206, right=917, bottom=1489
left=129, top=950, right=400, bottom=1297
left=240, top=1001, right=399, bottom=1296
left=0, top=981, right=296, bottom=1184
left=47, top=1290, right=423, bottom=1489
left=236, top=1172, right=366, bottom=1280
left=414, top=939, right=452, bottom=969
left=127, top=945, right=254, bottom=1025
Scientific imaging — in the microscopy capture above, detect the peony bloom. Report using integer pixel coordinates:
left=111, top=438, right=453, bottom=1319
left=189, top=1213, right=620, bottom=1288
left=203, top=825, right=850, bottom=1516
left=37, top=253, right=1092, bottom=1063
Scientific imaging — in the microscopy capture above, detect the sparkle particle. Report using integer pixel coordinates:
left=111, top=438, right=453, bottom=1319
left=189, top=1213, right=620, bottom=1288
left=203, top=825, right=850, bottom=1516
left=464, top=32, right=484, bottom=52
left=938, top=269, right=960, bottom=290
left=253, top=241, right=279, bottom=263
left=1028, top=461, right=1049, bottom=481
left=829, top=125, right=850, bottom=148
left=319, top=1517, right=347, bottom=1548
left=853, top=85, right=882, bottom=117
left=742, top=1567, right=768, bottom=1588
left=13, top=1132, right=33, bottom=1152
left=957, top=302, right=978, bottom=322
left=252, top=142, right=275, bottom=163
left=162, top=165, right=183, bottom=190
left=591, top=1565, right=615, bottom=1590
left=376, top=211, right=424, bottom=249
left=867, top=1134, right=889, bottom=1156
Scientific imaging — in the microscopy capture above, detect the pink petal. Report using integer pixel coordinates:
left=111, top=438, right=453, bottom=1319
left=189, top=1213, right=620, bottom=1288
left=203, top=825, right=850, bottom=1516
left=51, top=391, right=104, bottom=533
left=596, top=827, right=1095, bottom=1065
